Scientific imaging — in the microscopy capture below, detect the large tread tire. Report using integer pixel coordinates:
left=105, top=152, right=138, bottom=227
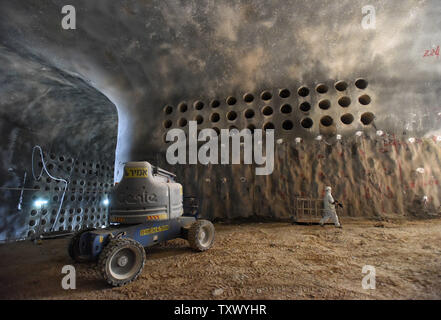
left=98, top=238, right=146, bottom=287
left=68, top=229, right=94, bottom=263
left=188, top=220, right=215, bottom=252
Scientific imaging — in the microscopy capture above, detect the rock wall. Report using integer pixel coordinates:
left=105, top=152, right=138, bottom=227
left=160, top=134, right=441, bottom=220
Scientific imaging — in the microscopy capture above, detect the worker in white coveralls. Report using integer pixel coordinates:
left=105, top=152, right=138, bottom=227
left=319, top=186, right=342, bottom=228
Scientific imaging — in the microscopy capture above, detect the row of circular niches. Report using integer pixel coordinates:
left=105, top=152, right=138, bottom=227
left=27, top=220, right=107, bottom=236
left=37, top=156, right=114, bottom=175
left=162, top=112, right=375, bottom=140
left=162, top=95, right=372, bottom=130
left=162, top=79, right=369, bottom=116
left=28, top=214, right=107, bottom=227
left=46, top=153, right=114, bottom=170
left=33, top=179, right=113, bottom=189
left=30, top=193, right=107, bottom=204
left=30, top=207, right=107, bottom=217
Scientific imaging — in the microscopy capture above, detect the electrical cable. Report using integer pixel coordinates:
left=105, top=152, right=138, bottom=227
left=31, top=145, right=69, bottom=233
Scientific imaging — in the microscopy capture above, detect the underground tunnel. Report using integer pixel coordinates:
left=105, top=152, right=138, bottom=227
left=1, top=0, right=441, bottom=301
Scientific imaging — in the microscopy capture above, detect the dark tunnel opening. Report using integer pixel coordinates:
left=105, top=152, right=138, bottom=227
left=0, top=47, right=118, bottom=242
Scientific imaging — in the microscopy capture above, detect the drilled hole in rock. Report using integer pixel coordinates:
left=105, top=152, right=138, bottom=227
left=178, top=103, right=188, bottom=112
left=301, top=118, right=313, bottom=129
left=282, top=120, right=294, bottom=130
left=341, top=113, right=354, bottom=125
left=163, top=120, right=172, bottom=129
left=279, top=89, right=291, bottom=98
left=263, top=122, right=275, bottom=131
left=320, top=116, right=334, bottom=127
left=319, top=99, right=331, bottom=110
left=244, top=109, right=255, bottom=119
left=262, top=106, right=273, bottom=116
left=194, top=101, right=204, bottom=110
left=261, top=91, right=272, bottom=101
left=243, top=93, right=254, bottom=103
left=300, top=102, right=311, bottom=112
left=226, top=96, right=237, bottom=106
left=178, top=118, right=187, bottom=127
left=280, top=104, right=292, bottom=114
left=164, top=105, right=173, bottom=114
left=316, top=84, right=329, bottom=94
left=298, top=86, right=310, bottom=97
left=361, top=112, right=375, bottom=125
left=210, top=113, right=220, bottom=123
left=335, top=81, right=348, bottom=91
left=227, top=111, right=237, bottom=121
left=195, top=115, right=204, bottom=124
left=210, top=100, right=220, bottom=108
left=359, top=94, right=371, bottom=105
left=355, top=78, right=368, bottom=89
left=338, top=96, right=351, bottom=108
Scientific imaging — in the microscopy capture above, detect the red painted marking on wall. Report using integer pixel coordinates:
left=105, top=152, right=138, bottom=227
left=399, top=161, right=403, bottom=182
left=280, top=191, right=286, bottom=200
left=364, top=186, right=371, bottom=199
left=423, top=45, right=440, bottom=58
left=386, top=186, right=394, bottom=198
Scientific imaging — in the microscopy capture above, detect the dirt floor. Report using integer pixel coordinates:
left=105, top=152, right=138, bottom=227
left=0, top=218, right=440, bottom=300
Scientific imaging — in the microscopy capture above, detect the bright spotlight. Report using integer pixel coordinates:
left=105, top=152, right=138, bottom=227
left=103, top=198, right=109, bottom=206
left=33, top=199, right=48, bottom=208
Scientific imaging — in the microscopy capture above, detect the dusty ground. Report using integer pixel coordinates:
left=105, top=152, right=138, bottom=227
left=0, top=218, right=440, bottom=300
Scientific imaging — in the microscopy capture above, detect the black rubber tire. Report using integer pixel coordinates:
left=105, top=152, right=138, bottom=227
left=68, top=229, right=94, bottom=263
left=98, top=238, right=146, bottom=287
left=188, top=220, right=215, bottom=252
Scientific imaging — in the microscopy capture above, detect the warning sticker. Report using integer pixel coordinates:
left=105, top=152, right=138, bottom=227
left=125, top=167, right=148, bottom=178
left=140, top=225, right=169, bottom=236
